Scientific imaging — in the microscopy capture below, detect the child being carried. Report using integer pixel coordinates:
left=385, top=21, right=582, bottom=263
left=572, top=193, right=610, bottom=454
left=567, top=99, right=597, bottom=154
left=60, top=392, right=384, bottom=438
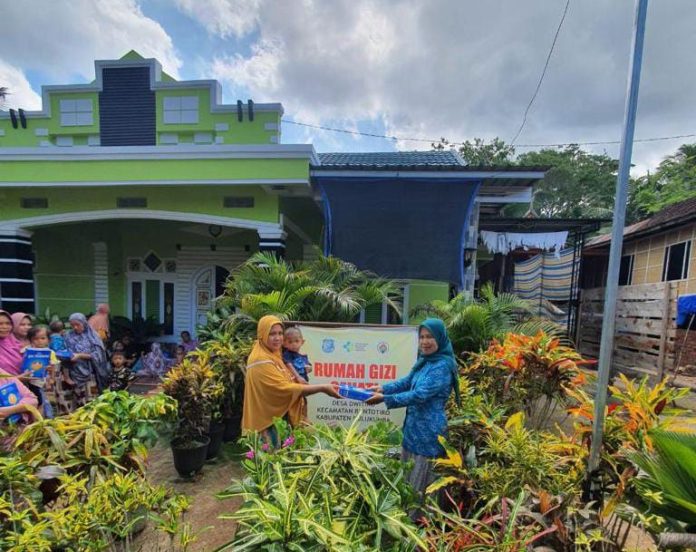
left=282, top=326, right=312, bottom=384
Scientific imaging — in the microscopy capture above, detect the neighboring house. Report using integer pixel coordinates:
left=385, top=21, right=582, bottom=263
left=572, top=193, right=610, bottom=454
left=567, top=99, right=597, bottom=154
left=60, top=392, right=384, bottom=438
left=0, top=51, right=546, bottom=339
left=580, top=196, right=696, bottom=378
left=582, top=196, right=696, bottom=295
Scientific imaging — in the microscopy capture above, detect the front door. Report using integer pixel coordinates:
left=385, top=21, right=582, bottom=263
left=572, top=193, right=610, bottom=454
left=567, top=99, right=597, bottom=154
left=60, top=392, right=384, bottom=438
left=191, top=265, right=230, bottom=332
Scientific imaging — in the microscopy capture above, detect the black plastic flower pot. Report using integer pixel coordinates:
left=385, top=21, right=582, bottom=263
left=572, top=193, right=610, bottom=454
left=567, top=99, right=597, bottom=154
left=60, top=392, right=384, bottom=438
left=206, top=420, right=225, bottom=459
left=171, top=436, right=210, bottom=478
left=223, top=413, right=242, bottom=443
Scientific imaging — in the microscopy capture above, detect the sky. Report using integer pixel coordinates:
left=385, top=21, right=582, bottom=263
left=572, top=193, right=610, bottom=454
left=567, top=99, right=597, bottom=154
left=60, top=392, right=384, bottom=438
left=1, top=0, right=694, bottom=174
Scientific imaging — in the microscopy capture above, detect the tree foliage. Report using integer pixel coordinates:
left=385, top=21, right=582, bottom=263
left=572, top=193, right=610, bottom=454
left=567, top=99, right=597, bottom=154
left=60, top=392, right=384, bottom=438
left=517, top=145, right=618, bottom=218
left=627, top=143, right=696, bottom=223
left=434, top=136, right=695, bottom=223
left=433, top=137, right=515, bottom=166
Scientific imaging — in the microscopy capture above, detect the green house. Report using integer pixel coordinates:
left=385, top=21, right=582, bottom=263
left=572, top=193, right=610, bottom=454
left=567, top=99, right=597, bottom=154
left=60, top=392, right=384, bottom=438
left=0, top=52, right=544, bottom=338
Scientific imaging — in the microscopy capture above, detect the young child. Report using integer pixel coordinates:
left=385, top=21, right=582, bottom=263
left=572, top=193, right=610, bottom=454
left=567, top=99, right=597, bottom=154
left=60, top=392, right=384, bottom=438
left=175, top=345, right=186, bottom=366
left=282, top=327, right=312, bottom=384
left=25, top=325, right=58, bottom=419
left=108, top=351, right=134, bottom=392
left=49, top=320, right=67, bottom=352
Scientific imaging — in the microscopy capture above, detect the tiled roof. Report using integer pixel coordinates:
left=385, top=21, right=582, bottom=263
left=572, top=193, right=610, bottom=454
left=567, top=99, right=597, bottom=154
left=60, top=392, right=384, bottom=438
left=314, top=150, right=466, bottom=170
left=586, top=195, right=696, bottom=249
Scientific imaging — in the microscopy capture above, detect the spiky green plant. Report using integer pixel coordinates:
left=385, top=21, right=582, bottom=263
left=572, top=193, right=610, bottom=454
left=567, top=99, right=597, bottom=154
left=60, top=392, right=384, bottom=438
left=629, top=430, right=696, bottom=531
left=217, top=416, right=424, bottom=551
left=201, top=252, right=401, bottom=339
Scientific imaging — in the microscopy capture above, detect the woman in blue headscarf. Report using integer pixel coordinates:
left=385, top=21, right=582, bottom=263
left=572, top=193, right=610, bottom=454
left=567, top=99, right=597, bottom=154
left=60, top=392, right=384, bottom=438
left=64, top=313, right=111, bottom=409
left=366, top=318, right=460, bottom=515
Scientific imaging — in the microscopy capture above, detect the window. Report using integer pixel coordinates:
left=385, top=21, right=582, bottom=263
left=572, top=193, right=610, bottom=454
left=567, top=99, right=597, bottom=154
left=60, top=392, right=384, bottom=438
left=662, top=240, right=691, bottom=281
left=21, top=197, right=48, bottom=209
left=223, top=196, right=255, bottom=208
left=618, top=254, right=634, bottom=286
left=117, top=197, right=147, bottom=208
left=60, top=99, right=93, bottom=126
left=163, top=96, right=199, bottom=124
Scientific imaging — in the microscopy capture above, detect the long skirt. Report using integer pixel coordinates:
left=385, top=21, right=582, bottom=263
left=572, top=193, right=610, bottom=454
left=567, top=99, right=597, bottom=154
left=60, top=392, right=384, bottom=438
left=401, top=448, right=438, bottom=521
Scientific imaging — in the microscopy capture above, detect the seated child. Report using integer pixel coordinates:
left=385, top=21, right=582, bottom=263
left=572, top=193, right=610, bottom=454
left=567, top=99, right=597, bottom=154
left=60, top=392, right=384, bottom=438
left=282, top=327, right=312, bottom=384
left=175, top=344, right=186, bottom=366
left=108, top=351, right=135, bottom=392
left=25, top=325, right=58, bottom=419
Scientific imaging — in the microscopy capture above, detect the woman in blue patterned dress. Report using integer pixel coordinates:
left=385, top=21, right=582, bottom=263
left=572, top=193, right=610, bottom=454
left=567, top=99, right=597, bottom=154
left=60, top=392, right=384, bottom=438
left=366, top=318, right=460, bottom=516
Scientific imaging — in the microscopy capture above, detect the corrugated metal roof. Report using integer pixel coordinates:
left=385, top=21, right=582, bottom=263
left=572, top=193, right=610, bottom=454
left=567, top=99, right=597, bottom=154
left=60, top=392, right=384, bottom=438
left=585, top=195, right=696, bottom=249
left=314, top=150, right=465, bottom=169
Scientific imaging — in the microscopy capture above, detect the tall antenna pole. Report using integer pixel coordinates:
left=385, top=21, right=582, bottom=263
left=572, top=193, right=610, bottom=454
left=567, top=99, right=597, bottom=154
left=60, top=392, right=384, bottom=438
left=587, top=0, right=649, bottom=482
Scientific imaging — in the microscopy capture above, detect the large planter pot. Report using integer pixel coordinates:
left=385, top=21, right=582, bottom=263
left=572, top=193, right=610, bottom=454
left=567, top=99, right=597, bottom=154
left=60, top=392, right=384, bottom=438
left=206, top=420, right=225, bottom=460
left=171, top=436, right=210, bottom=478
left=223, top=413, right=242, bottom=443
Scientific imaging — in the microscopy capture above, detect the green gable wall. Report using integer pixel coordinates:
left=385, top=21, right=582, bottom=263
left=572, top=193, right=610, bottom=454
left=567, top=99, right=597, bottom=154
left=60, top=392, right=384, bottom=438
left=154, top=88, right=279, bottom=144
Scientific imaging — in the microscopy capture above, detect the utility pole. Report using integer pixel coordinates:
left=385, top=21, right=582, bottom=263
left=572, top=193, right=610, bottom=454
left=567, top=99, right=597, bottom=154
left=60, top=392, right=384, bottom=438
left=587, top=0, right=649, bottom=490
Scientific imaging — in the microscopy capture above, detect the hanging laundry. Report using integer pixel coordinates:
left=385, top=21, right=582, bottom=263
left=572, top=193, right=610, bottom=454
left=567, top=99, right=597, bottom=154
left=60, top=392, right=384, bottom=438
left=479, top=230, right=569, bottom=258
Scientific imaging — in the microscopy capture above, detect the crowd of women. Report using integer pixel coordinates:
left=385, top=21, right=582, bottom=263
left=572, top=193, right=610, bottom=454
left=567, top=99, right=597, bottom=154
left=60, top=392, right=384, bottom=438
left=0, top=308, right=112, bottom=423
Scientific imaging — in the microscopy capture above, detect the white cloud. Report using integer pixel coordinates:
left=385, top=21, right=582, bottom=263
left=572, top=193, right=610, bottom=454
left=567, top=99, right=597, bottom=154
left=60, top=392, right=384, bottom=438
left=0, top=60, right=42, bottom=110
left=174, top=0, right=261, bottom=38
left=0, top=0, right=181, bottom=88
left=203, top=0, right=696, bottom=170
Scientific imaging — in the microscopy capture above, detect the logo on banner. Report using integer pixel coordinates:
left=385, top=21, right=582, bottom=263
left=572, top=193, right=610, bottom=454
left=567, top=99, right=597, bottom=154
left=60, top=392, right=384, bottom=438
left=377, top=341, right=389, bottom=354
left=322, top=339, right=335, bottom=353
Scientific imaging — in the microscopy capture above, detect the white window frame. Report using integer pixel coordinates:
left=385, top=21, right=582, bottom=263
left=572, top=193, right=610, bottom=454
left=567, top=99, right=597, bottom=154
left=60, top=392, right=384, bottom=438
left=163, top=96, right=199, bottom=124
left=60, top=99, right=93, bottom=126
left=662, top=240, right=692, bottom=282
left=126, top=274, right=176, bottom=335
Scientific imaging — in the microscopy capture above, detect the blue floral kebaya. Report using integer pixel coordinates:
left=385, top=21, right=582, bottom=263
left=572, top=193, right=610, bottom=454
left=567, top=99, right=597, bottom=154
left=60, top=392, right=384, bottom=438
left=382, top=318, right=459, bottom=458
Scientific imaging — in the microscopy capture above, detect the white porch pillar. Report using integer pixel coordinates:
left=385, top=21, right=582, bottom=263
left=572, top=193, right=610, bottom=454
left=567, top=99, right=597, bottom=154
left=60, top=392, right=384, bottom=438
left=93, top=242, right=109, bottom=307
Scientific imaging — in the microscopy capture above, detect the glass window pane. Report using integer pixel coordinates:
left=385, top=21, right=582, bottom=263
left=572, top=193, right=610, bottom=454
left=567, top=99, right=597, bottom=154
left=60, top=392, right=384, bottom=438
left=60, top=112, right=77, bottom=126
left=75, top=112, right=93, bottom=126
left=75, top=99, right=93, bottom=112
left=146, top=280, right=160, bottom=321
left=180, top=96, right=199, bottom=109
left=163, top=110, right=181, bottom=124
left=131, top=282, right=143, bottom=319
left=163, top=96, right=180, bottom=110
left=60, top=99, right=76, bottom=113
left=180, top=109, right=198, bottom=124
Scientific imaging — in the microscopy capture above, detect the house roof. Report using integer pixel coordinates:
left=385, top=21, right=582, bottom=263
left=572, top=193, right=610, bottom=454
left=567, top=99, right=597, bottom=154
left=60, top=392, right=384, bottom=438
left=585, top=196, right=696, bottom=249
left=314, top=150, right=466, bottom=170
left=313, top=151, right=550, bottom=174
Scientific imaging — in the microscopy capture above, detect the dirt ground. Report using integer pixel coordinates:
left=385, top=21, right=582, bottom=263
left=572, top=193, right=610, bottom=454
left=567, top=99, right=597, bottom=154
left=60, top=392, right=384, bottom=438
left=133, top=442, right=245, bottom=552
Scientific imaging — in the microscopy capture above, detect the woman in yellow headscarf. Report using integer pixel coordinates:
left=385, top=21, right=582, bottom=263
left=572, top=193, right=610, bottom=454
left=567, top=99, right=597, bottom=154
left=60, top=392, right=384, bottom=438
left=242, top=315, right=340, bottom=445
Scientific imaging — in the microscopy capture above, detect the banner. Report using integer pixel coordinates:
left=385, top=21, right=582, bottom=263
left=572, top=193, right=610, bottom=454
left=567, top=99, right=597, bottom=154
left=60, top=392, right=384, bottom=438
left=298, top=325, right=418, bottom=428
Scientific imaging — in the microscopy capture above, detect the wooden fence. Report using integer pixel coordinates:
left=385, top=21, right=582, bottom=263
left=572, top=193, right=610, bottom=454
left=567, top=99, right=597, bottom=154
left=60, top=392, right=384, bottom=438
left=577, top=282, right=678, bottom=380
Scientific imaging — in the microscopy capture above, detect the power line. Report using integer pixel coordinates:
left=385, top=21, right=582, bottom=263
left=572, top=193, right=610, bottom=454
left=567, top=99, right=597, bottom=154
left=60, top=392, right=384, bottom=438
left=509, top=0, right=571, bottom=146
left=282, top=118, right=696, bottom=149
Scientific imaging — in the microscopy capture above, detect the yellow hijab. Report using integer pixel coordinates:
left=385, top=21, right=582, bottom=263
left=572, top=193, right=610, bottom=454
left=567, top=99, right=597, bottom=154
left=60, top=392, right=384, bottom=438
left=241, top=315, right=305, bottom=432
